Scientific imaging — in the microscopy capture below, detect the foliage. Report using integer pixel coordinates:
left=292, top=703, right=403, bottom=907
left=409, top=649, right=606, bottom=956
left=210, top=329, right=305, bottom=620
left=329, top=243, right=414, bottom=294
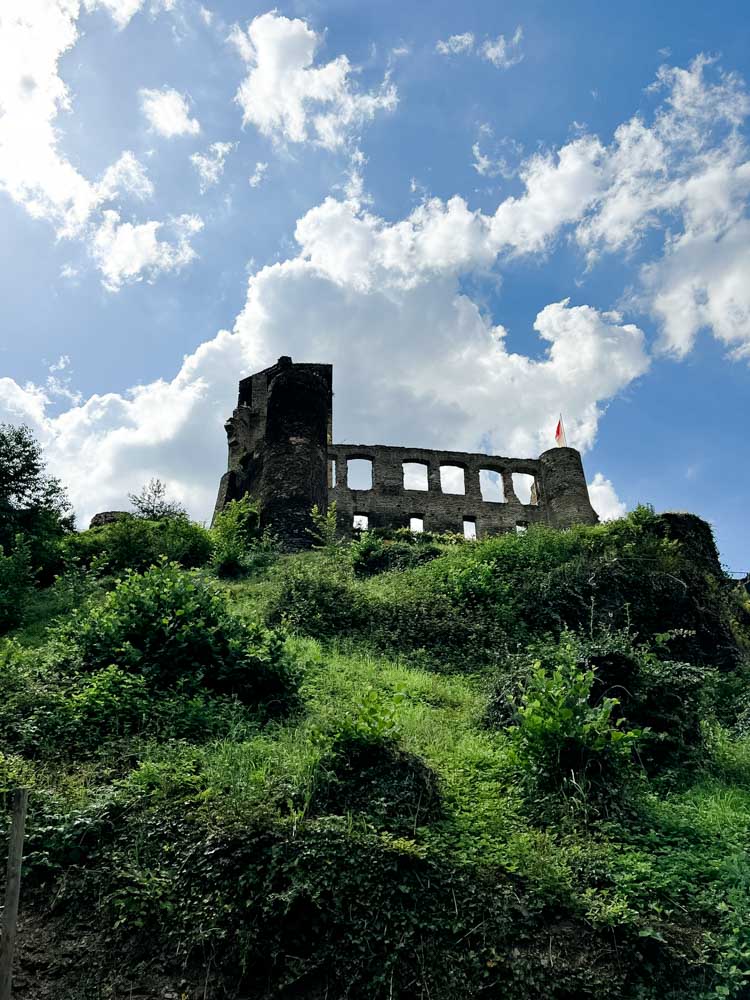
left=0, top=423, right=73, bottom=586
left=62, top=515, right=213, bottom=574
left=350, top=528, right=444, bottom=576
left=210, top=494, right=279, bottom=578
left=505, top=635, right=645, bottom=823
left=54, top=561, right=298, bottom=712
left=0, top=536, right=33, bottom=633
left=267, top=553, right=362, bottom=638
left=307, top=500, right=340, bottom=559
left=488, top=629, right=716, bottom=772
left=0, top=423, right=70, bottom=522
left=127, top=478, right=186, bottom=521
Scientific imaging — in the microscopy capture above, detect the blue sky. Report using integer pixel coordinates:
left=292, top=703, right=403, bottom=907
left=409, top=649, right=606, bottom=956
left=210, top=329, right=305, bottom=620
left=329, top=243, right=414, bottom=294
left=1, top=0, right=749, bottom=572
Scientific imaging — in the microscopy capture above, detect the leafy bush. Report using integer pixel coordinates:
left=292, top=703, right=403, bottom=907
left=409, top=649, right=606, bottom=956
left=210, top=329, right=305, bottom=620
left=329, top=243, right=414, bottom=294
left=488, top=630, right=715, bottom=771
left=506, top=636, right=644, bottom=823
left=210, top=494, right=279, bottom=578
left=62, top=515, right=212, bottom=574
left=55, top=562, right=298, bottom=712
left=350, top=529, right=443, bottom=577
left=267, top=555, right=362, bottom=638
left=0, top=642, right=252, bottom=760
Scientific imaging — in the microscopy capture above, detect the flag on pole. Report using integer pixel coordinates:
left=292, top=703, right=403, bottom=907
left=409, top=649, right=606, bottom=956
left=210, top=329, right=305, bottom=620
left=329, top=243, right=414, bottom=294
left=554, top=414, right=567, bottom=447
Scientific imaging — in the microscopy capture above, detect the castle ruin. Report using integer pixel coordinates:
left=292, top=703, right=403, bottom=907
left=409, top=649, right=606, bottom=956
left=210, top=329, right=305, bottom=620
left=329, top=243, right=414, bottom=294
left=213, top=356, right=599, bottom=549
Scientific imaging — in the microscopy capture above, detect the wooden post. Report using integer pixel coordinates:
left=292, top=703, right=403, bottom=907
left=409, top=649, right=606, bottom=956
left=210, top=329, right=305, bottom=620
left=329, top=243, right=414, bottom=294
left=0, top=789, right=29, bottom=1000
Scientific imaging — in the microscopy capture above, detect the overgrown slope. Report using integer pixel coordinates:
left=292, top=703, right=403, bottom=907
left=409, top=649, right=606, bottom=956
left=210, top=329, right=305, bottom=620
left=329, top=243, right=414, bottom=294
left=3, top=508, right=750, bottom=999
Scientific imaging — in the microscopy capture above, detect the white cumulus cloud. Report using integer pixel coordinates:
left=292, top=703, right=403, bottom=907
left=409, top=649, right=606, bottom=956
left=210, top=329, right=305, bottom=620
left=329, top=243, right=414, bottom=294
left=84, top=0, right=176, bottom=30
left=249, top=161, right=268, bottom=188
left=0, top=183, right=649, bottom=525
left=436, top=27, right=524, bottom=69
left=588, top=473, right=627, bottom=521
left=230, top=11, right=397, bottom=150
left=140, top=86, right=201, bottom=137
left=92, top=211, right=204, bottom=291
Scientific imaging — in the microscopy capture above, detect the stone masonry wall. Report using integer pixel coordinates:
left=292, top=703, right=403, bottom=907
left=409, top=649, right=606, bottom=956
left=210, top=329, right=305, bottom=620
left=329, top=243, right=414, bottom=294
left=328, top=443, right=598, bottom=538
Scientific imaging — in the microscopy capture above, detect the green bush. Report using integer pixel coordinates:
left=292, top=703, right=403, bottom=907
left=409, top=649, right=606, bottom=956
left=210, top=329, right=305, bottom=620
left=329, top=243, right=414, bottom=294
left=488, top=630, right=715, bottom=771
left=210, top=495, right=279, bottom=578
left=55, top=562, right=298, bottom=712
left=506, top=636, right=645, bottom=823
left=267, top=555, right=362, bottom=638
left=350, top=529, right=443, bottom=577
left=62, top=515, right=212, bottom=574
left=0, top=642, right=253, bottom=759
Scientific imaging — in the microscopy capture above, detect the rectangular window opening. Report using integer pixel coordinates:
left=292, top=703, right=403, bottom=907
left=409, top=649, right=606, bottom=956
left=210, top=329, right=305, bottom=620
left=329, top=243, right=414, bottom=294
left=512, top=472, right=536, bottom=505
left=440, top=465, right=465, bottom=495
left=463, top=518, right=477, bottom=540
left=347, top=458, right=373, bottom=490
left=516, top=522, right=528, bottom=535
left=409, top=516, right=424, bottom=533
left=353, top=514, right=369, bottom=531
left=403, top=462, right=429, bottom=491
left=328, top=458, right=336, bottom=489
left=479, top=469, right=505, bottom=503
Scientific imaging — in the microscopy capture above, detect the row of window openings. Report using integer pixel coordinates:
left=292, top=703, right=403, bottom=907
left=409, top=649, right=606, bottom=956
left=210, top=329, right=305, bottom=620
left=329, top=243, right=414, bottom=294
left=352, top=514, right=528, bottom=539
left=335, top=459, right=536, bottom=505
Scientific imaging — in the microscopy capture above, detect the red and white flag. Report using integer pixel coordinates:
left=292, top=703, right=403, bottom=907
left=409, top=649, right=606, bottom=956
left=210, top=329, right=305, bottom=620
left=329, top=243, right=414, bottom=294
left=554, top=415, right=567, bottom=447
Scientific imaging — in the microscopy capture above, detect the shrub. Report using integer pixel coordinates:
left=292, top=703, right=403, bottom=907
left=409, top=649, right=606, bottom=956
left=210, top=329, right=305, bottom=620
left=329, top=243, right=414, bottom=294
left=506, top=636, right=644, bottom=823
left=488, top=630, right=715, bottom=771
left=210, top=495, right=279, bottom=578
left=350, top=529, right=443, bottom=577
left=62, top=515, right=212, bottom=574
left=55, top=562, right=298, bottom=713
left=304, top=686, right=442, bottom=833
left=267, top=556, right=362, bottom=639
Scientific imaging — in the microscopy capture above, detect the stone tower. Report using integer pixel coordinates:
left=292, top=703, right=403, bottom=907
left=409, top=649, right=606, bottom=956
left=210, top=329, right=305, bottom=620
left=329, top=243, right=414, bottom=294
left=213, top=357, right=332, bottom=550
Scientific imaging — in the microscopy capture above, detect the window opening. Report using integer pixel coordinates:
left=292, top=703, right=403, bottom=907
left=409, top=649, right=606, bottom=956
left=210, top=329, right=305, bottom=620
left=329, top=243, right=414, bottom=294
left=479, top=469, right=505, bottom=503
left=512, top=472, right=535, bottom=505
left=463, top=518, right=477, bottom=540
left=403, top=462, right=429, bottom=491
left=440, top=465, right=465, bottom=495
left=347, top=458, right=373, bottom=490
left=353, top=514, right=369, bottom=531
left=409, top=516, right=424, bottom=533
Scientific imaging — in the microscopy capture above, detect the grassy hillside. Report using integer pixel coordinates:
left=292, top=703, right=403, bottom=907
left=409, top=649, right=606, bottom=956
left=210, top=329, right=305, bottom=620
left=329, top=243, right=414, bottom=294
left=3, top=507, right=750, bottom=999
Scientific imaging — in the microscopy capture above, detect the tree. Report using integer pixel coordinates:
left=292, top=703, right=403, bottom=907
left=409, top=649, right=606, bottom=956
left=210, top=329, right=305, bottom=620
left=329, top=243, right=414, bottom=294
left=0, top=424, right=70, bottom=522
left=128, top=478, right=186, bottom=521
left=0, top=423, right=72, bottom=588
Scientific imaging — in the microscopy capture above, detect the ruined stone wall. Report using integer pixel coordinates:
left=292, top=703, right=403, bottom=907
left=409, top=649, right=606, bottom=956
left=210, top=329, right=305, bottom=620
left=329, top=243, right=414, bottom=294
left=329, top=444, right=598, bottom=538
left=214, top=358, right=599, bottom=547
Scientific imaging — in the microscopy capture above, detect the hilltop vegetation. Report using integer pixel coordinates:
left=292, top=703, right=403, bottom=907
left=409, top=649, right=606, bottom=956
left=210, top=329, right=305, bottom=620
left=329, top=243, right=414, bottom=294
left=2, top=425, right=750, bottom=998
